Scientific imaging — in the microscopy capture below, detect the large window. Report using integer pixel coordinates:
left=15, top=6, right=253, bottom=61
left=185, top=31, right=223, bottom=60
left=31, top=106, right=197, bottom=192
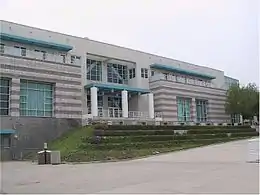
left=0, top=78, right=10, bottom=116
left=177, top=97, right=191, bottom=122
left=196, top=99, right=208, bottom=122
left=20, top=80, right=53, bottom=117
left=86, top=59, right=102, bottom=81
left=107, top=63, right=128, bottom=84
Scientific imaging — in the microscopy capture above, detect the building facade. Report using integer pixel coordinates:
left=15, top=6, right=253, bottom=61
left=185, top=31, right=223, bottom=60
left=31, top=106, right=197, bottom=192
left=0, top=20, right=238, bottom=152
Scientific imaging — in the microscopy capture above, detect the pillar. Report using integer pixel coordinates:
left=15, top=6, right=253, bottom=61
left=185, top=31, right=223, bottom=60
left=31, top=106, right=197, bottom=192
left=121, top=90, right=128, bottom=118
left=191, top=98, right=196, bottom=122
left=148, top=93, right=154, bottom=119
left=91, top=87, right=98, bottom=117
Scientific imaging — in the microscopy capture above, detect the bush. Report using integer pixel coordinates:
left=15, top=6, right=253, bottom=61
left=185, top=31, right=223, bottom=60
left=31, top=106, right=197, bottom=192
left=79, top=137, right=248, bottom=150
left=95, top=125, right=252, bottom=131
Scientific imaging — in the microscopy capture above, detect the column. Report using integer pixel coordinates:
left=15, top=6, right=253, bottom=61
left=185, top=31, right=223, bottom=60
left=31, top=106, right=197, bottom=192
left=191, top=98, right=196, bottom=122
left=121, top=90, right=128, bottom=118
left=91, top=87, right=98, bottom=117
left=148, top=93, right=154, bottom=119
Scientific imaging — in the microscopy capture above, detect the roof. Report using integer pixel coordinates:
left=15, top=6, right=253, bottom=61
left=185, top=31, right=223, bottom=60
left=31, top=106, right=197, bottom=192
left=0, top=129, right=16, bottom=134
left=85, top=83, right=150, bottom=94
left=0, top=33, right=73, bottom=52
left=150, top=63, right=216, bottom=80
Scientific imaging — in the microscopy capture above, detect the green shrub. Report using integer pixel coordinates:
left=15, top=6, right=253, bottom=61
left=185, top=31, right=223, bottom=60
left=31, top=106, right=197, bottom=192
left=96, top=125, right=252, bottom=131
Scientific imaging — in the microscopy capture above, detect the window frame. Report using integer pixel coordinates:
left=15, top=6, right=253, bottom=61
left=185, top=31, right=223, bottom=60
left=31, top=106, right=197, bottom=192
left=141, top=68, right=148, bottom=78
left=0, top=78, right=10, bottom=116
left=86, top=59, right=103, bottom=81
left=0, top=43, right=5, bottom=53
left=20, top=80, right=54, bottom=117
left=107, top=63, right=128, bottom=84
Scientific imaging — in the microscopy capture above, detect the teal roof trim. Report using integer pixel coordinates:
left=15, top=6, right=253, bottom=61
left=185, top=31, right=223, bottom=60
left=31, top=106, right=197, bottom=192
left=150, top=63, right=216, bottom=80
left=0, top=33, right=73, bottom=52
left=0, top=129, right=16, bottom=134
left=85, top=83, right=150, bottom=94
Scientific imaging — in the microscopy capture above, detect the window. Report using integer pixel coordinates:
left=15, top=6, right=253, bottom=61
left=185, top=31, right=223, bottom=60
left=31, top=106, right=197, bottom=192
left=163, top=73, right=168, bottom=80
left=71, top=56, right=75, bottom=64
left=86, top=59, right=102, bottom=81
left=231, top=114, right=240, bottom=124
left=42, top=51, right=47, bottom=60
left=71, top=55, right=81, bottom=64
left=14, top=46, right=26, bottom=56
left=108, top=96, right=122, bottom=108
left=141, top=68, right=148, bottom=78
left=20, top=80, right=53, bottom=117
left=0, top=78, right=10, bottom=116
left=0, top=44, right=4, bottom=53
left=129, top=68, right=136, bottom=79
left=21, top=47, right=26, bottom=56
left=61, top=54, right=66, bottom=63
left=87, top=93, right=103, bottom=114
left=107, top=63, right=128, bottom=84
left=177, top=97, right=191, bottom=122
left=151, top=71, right=155, bottom=76
left=0, top=134, right=11, bottom=148
left=196, top=99, right=208, bottom=122
left=35, top=50, right=46, bottom=60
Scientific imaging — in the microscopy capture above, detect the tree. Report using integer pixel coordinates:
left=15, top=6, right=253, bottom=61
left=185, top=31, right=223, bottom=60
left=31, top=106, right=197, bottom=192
left=225, top=83, right=259, bottom=121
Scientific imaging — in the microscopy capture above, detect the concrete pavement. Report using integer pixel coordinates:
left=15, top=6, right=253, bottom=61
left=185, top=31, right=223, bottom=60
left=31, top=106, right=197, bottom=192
left=1, top=139, right=259, bottom=194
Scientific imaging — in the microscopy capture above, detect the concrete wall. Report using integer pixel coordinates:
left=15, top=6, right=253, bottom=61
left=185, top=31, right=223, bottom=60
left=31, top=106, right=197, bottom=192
left=0, top=116, right=81, bottom=159
left=150, top=80, right=230, bottom=122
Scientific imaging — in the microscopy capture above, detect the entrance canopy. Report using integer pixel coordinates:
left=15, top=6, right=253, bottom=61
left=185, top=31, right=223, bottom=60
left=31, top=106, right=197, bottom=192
left=85, top=83, right=150, bottom=95
left=0, top=129, right=16, bottom=134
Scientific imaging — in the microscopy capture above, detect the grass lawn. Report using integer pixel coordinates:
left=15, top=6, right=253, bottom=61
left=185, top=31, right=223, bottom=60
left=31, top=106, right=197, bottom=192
left=43, top=125, right=257, bottom=163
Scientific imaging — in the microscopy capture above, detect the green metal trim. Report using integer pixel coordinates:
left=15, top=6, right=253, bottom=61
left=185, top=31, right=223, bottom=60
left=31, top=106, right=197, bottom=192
left=150, top=63, right=216, bottom=80
left=0, top=33, right=73, bottom=52
left=0, top=129, right=16, bottom=134
left=85, top=83, right=150, bottom=94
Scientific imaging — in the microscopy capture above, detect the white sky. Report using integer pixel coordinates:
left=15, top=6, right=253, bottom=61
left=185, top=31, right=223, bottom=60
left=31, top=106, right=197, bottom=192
left=0, top=0, right=259, bottom=85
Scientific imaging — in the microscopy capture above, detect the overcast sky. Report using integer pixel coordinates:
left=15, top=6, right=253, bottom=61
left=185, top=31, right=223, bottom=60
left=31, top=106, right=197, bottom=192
left=0, top=0, right=259, bottom=86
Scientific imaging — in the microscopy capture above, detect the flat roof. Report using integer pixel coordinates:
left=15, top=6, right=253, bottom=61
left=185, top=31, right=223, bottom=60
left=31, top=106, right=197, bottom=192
left=0, top=129, right=16, bottom=134
left=0, top=33, right=73, bottom=52
left=150, top=63, right=216, bottom=80
left=85, top=83, right=150, bottom=94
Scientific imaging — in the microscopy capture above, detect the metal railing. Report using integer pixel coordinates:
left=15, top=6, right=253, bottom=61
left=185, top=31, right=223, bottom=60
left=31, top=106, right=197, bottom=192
left=1, top=46, right=81, bottom=66
left=95, top=109, right=162, bottom=119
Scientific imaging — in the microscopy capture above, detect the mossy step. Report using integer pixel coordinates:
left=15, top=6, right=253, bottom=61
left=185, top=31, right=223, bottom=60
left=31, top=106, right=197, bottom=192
left=89, top=132, right=258, bottom=143
left=95, top=125, right=252, bottom=131
left=79, top=136, right=252, bottom=150
left=101, top=129, right=256, bottom=136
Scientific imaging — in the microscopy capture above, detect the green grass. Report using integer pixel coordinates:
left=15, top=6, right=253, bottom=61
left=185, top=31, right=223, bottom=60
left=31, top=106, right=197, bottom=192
left=45, top=125, right=258, bottom=163
left=49, top=126, right=93, bottom=157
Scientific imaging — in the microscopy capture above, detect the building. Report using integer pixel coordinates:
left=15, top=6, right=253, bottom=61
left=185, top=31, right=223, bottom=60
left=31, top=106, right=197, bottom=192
left=0, top=20, right=239, bottom=154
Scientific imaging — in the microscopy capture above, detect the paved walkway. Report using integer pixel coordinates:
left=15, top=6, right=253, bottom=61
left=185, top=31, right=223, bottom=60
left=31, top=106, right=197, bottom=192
left=1, top=140, right=259, bottom=194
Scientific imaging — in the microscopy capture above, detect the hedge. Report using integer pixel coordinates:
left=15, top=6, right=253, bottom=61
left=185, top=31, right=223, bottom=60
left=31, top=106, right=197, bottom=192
left=94, top=125, right=252, bottom=131
left=79, top=137, right=250, bottom=150
left=99, top=128, right=255, bottom=137
left=82, top=131, right=258, bottom=144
